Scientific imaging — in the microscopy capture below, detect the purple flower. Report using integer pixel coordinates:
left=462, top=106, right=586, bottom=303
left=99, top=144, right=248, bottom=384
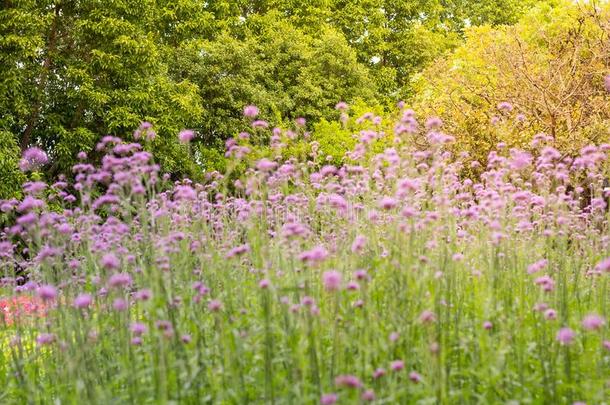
left=605, top=74, right=610, bottom=92
left=108, top=273, right=132, bottom=289
left=373, top=368, right=386, bottom=379
left=335, top=101, right=348, bottom=111
left=378, top=196, right=397, bottom=210
left=256, top=158, right=277, bottom=172
left=409, top=371, right=422, bottom=383
left=178, top=129, right=195, bottom=143
left=556, top=327, right=575, bottom=345
left=101, top=253, right=120, bottom=270
left=37, top=285, right=57, bottom=301
left=497, top=101, right=513, bottom=112
left=299, top=245, right=328, bottom=265
left=322, top=271, right=342, bottom=292
left=226, top=244, right=250, bottom=258
left=36, top=333, right=55, bottom=346
left=419, top=310, right=436, bottom=324
left=131, top=322, right=147, bottom=336
left=20, top=147, right=48, bottom=171
left=351, top=235, right=367, bottom=253
left=334, top=374, right=362, bottom=388
left=243, top=105, right=259, bottom=118
left=320, top=393, right=338, bottom=405
left=483, top=321, right=493, bottom=330
left=594, top=257, right=610, bottom=273
left=259, top=279, right=270, bottom=289
left=112, top=298, right=128, bottom=312
left=208, top=299, right=222, bottom=312
left=544, top=309, right=557, bottom=320
left=582, top=314, right=605, bottom=331
left=390, top=360, right=404, bottom=371
left=252, top=120, right=269, bottom=129
left=73, top=293, right=93, bottom=309
left=361, top=389, right=375, bottom=401
left=527, top=259, right=548, bottom=274
left=135, top=289, right=152, bottom=301
left=425, top=117, right=442, bottom=130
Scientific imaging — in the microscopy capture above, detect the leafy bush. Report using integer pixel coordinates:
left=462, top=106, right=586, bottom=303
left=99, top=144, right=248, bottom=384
left=412, top=1, right=610, bottom=165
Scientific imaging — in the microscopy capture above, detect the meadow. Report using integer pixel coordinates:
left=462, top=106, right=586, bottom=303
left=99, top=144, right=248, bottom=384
left=0, top=105, right=608, bottom=404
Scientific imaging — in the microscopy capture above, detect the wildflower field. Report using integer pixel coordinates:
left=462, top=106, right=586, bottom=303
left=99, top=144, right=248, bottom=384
left=2, top=1, right=610, bottom=404
left=1, top=105, right=609, bottom=404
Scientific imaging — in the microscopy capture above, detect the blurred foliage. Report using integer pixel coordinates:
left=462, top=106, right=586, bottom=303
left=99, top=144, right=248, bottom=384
left=412, top=0, right=610, bottom=165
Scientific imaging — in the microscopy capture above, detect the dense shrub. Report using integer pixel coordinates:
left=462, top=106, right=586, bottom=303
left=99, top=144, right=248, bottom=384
left=412, top=1, right=610, bottom=166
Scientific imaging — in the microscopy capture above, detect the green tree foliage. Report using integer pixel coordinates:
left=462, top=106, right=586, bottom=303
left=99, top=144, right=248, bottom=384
left=0, top=0, right=545, bottom=196
left=1, top=0, right=204, bottom=180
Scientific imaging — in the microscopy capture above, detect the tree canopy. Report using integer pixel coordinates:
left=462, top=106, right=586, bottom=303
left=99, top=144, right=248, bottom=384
left=0, top=0, right=544, bottom=198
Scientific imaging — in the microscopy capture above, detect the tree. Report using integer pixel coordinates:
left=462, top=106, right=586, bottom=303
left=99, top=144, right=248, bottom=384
left=173, top=12, right=376, bottom=148
left=412, top=0, right=610, bottom=164
left=0, top=0, right=204, bottom=180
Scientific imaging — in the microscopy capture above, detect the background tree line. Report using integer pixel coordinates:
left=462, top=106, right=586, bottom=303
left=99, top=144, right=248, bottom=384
left=1, top=0, right=594, bottom=199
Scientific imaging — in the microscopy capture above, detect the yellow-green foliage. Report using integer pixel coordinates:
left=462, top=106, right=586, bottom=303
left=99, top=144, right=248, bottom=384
left=412, top=0, right=610, bottom=164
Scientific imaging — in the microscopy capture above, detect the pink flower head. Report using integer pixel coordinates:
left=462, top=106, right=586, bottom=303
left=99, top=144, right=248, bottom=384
left=373, top=368, right=386, bottom=379
left=20, top=147, right=48, bottom=171
left=252, top=120, right=269, bottom=129
left=226, top=244, right=250, bottom=258
left=208, top=299, right=222, bottom=312
left=178, top=129, right=195, bottom=143
left=534, top=275, right=555, bottom=292
left=135, top=289, right=152, bottom=301
left=390, top=360, right=404, bottom=371
left=259, top=279, right=271, bottom=289
left=320, top=393, right=338, bottom=405
left=351, top=235, right=367, bottom=253
left=37, top=285, right=57, bottom=301
left=409, top=371, right=422, bottom=383
left=605, top=74, right=610, bottom=92
left=322, top=271, right=342, bottom=292
left=419, top=310, right=436, bottom=324
left=113, top=298, right=127, bottom=311
left=483, top=321, right=493, bottom=330
left=131, top=322, right=147, bottom=336
left=361, top=389, right=375, bottom=401
left=299, top=245, right=328, bottom=265
left=378, top=196, right=397, bottom=210
left=334, top=375, right=362, bottom=388
left=527, top=259, right=548, bottom=274
left=73, top=293, right=93, bottom=309
left=243, top=105, right=259, bottom=117
left=544, top=309, right=557, bottom=320
left=582, top=314, right=605, bottom=331
left=108, top=273, right=132, bottom=289
left=101, top=253, right=120, bottom=270
left=425, top=117, right=442, bottom=130
left=256, top=158, right=277, bottom=172
left=556, top=327, right=575, bottom=345
left=335, top=101, right=348, bottom=111
left=497, top=101, right=513, bottom=112
left=594, top=257, right=610, bottom=273
left=36, top=333, right=55, bottom=346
